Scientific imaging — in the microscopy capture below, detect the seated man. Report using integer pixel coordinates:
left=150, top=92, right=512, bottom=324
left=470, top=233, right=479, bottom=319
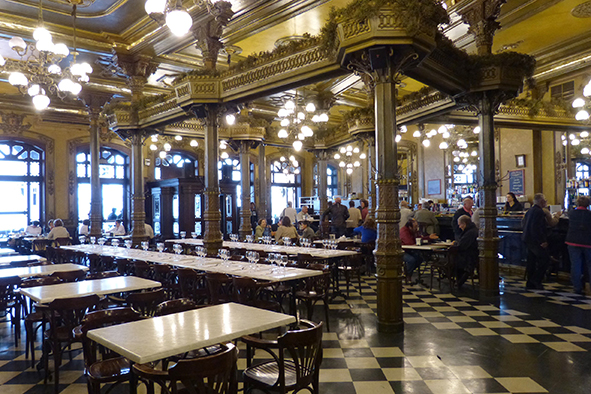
left=144, top=222, right=155, bottom=239
left=452, top=215, right=479, bottom=289
left=79, top=219, right=90, bottom=236
left=25, top=221, right=42, bottom=236
left=300, top=221, right=315, bottom=240
left=108, top=220, right=126, bottom=236
left=400, top=219, right=438, bottom=283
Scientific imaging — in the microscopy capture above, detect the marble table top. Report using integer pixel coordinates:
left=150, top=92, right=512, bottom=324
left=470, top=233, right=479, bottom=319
left=402, top=243, right=451, bottom=251
left=0, top=254, right=45, bottom=268
left=19, top=276, right=161, bottom=303
left=0, top=248, right=18, bottom=256
left=62, top=245, right=322, bottom=282
left=88, top=303, right=296, bottom=364
left=0, top=263, right=88, bottom=279
left=168, top=239, right=359, bottom=258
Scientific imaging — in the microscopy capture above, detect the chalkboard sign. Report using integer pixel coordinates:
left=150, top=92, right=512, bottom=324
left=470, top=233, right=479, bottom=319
left=509, top=170, right=525, bottom=195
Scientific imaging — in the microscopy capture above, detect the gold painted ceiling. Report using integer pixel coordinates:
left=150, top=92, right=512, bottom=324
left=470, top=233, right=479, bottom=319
left=0, top=0, right=590, bottom=116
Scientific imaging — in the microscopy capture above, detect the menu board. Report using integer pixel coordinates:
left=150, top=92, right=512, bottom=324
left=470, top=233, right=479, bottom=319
left=509, top=170, right=525, bottom=195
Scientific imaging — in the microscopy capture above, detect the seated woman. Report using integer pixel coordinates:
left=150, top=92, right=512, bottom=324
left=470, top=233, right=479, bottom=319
left=353, top=217, right=377, bottom=243
left=400, top=219, right=438, bottom=283
left=79, top=219, right=90, bottom=236
left=108, top=220, right=126, bottom=236
left=47, top=218, right=70, bottom=240
left=504, top=192, right=523, bottom=213
left=254, top=218, right=268, bottom=242
left=274, top=216, right=298, bottom=244
left=25, top=221, right=42, bottom=236
left=300, top=221, right=316, bottom=240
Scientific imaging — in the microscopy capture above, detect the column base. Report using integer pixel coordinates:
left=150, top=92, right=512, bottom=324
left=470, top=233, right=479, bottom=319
left=203, top=239, right=223, bottom=256
left=377, top=320, right=404, bottom=333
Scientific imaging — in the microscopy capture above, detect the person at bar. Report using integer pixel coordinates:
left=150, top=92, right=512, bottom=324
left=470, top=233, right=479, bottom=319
left=346, top=200, right=362, bottom=236
left=413, top=201, right=438, bottom=235
left=452, top=215, right=479, bottom=289
left=360, top=199, right=369, bottom=221
left=452, top=196, right=474, bottom=239
left=47, top=218, right=70, bottom=240
left=565, top=196, right=591, bottom=295
left=503, top=192, right=523, bottom=213
left=522, top=193, right=550, bottom=290
left=274, top=216, right=298, bottom=244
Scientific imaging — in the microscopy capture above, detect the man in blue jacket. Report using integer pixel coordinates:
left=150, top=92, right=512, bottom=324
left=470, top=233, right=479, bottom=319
left=522, top=193, right=549, bottom=290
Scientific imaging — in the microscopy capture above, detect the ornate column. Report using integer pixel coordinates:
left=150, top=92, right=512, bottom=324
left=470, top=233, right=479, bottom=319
left=258, top=144, right=268, bottom=221
left=193, top=1, right=233, bottom=70
left=373, top=64, right=404, bottom=333
left=366, top=136, right=376, bottom=218
left=238, top=141, right=253, bottom=239
left=457, top=0, right=506, bottom=56
left=81, top=92, right=112, bottom=238
left=317, top=151, right=328, bottom=214
left=192, top=105, right=223, bottom=255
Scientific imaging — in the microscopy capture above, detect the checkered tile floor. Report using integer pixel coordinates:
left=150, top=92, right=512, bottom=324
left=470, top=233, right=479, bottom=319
left=1, top=272, right=591, bottom=393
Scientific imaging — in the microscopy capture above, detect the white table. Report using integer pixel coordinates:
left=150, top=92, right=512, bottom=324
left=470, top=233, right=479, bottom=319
left=88, top=303, right=296, bottom=364
left=168, top=239, right=359, bottom=258
left=19, top=276, right=161, bottom=303
left=402, top=243, right=451, bottom=251
left=62, top=245, right=322, bottom=282
left=0, top=263, right=88, bottom=279
left=0, top=254, right=45, bottom=268
left=0, top=248, right=18, bottom=256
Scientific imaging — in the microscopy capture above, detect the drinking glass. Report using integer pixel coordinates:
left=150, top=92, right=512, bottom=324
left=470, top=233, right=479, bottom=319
left=141, top=241, right=149, bottom=251
left=180, top=231, right=186, bottom=239
left=191, top=232, right=197, bottom=239
left=112, top=239, right=120, bottom=248
left=280, top=255, right=288, bottom=270
left=174, top=244, right=183, bottom=255
left=79, top=235, right=86, bottom=244
left=97, top=237, right=105, bottom=246
left=157, top=242, right=165, bottom=252
left=125, top=240, right=133, bottom=249
left=90, top=236, right=96, bottom=245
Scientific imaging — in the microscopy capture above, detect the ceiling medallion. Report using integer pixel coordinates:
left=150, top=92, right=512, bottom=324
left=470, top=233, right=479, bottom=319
left=572, top=1, right=591, bottom=18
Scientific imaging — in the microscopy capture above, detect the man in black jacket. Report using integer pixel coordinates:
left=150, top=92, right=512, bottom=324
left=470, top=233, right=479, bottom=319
left=322, top=197, right=349, bottom=237
left=522, top=193, right=549, bottom=290
left=453, top=215, right=479, bottom=289
left=452, top=196, right=474, bottom=239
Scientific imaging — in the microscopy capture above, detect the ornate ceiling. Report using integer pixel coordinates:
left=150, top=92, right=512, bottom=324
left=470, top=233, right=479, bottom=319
left=0, top=0, right=590, bottom=117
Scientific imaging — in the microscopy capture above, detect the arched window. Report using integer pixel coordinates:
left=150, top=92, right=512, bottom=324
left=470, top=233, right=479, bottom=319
left=76, top=147, right=129, bottom=230
left=576, top=162, right=590, bottom=180
left=0, top=141, right=44, bottom=231
left=155, top=152, right=198, bottom=180
left=270, top=160, right=301, bottom=222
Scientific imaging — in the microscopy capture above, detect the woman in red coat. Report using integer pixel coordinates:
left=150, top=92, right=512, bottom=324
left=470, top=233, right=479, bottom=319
left=400, top=219, right=438, bottom=283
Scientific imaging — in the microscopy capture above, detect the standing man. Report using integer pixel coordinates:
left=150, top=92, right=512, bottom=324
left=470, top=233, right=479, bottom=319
left=522, top=193, right=550, bottom=290
left=452, top=196, right=474, bottom=239
left=565, top=196, right=591, bottom=294
left=413, top=201, right=439, bottom=235
left=322, top=197, right=349, bottom=237
left=346, top=201, right=362, bottom=236
left=281, top=201, right=297, bottom=223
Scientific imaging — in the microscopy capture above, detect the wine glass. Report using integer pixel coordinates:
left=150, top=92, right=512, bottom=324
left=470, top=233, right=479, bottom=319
left=157, top=242, right=165, bottom=252
left=125, top=240, right=133, bottom=249
left=180, top=231, right=186, bottom=239
left=90, top=236, right=96, bottom=245
left=191, top=232, right=197, bottom=239
left=280, top=255, right=288, bottom=270
left=79, top=235, right=86, bottom=244
left=112, top=239, right=120, bottom=248
left=97, top=237, right=105, bottom=246
left=141, top=241, right=149, bottom=251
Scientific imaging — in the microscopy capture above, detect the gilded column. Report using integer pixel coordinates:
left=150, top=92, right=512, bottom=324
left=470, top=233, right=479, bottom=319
left=238, top=141, right=253, bottom=239
left=317, top=151, right=328, bottom=214
left=258, top=144, right=267, bottom=221
left=130, top=131, right=147, bottom=243
left=366, top=136, right=376, bottom=219
left=201, top=106, right=223, bottom=255
left=374, top=66, right=404, bottom=333
left=81, top=92, right=112, bottom=238
left=477, top=92, right=500, bottom=299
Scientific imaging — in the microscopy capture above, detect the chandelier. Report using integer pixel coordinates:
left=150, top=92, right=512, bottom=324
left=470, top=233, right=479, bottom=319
left=561, top=131, right=591, bottom=159
left=276, top=94, right=329, bottom=151
left=145, top=0, right=193, bottom=36
left=149, top=134, right=200, bottom=161
left=572, top=78, right=591, bottom=122
left=0, top=1, right=92, bottom=111
left=334, top=144, right=365, bottom=175
left=273, top=155, right=300, bottom=175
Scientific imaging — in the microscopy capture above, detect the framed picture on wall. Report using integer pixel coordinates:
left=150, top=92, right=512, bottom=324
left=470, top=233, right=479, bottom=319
left=427, top=179, right=441, bottom=195
left=515, top=154, right=526, bottom=168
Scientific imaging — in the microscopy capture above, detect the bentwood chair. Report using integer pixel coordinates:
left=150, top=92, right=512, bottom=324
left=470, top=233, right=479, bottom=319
left=125, top=288, right=167, bottom=317
left=133, top=342, right=238, bottom=394
left=242, top=320, right=323, bottom=394
left=43, top=294, right=100, bottom=394
left=295, top=264, right=331, bottom=331
left=77, top=307, right=146, bottom=394
left=0, top=276, right=23, bottom=347
left=177, top=268, right=208, bottom=304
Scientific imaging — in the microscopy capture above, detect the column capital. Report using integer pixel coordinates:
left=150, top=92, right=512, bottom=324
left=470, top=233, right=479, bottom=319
left=193, top=0, right=234, bottom=70
left=111, top=50, right=159, bottom=100
left=456, top=0, right=507, bottom=55
left=80, top=91, right=113, bottom=118
left=457, top=89, right=515, bottom=115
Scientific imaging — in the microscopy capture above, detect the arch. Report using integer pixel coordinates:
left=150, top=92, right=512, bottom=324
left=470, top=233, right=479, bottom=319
left=155, top=150, right=199, bottom=180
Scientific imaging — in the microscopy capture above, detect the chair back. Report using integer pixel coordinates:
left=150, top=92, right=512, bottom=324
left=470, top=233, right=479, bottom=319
left=167, top=343, right=238, bottom=394
left=205, top=273, right=233, bottom=305
left=45, top=246, right=58, bottom=263
left=47, top=294, right=100, bottom=338
left=79, top=307, right=144, bottom=368
left=85, top=271, right=120, bottom=280
left=153, top=264, right=178, bottom=299
left=132, top=260, right=152, bottom=279
left=0, top=276, right=22, bottom=309
left=21, top=276, right=62, bottom=288
left=177, top=268, right=208, bottom=304
left=50, top=269, right=87, bottom=283
left=126, top=288, right=166, bottom=317
left=304, top=264, right=331, bottom=295
left=155, top=298, right=199, bottom=316
left=53, top=237, right=72, bottom=247
left=232, top=277, right=260, bottom=305
left=115, top=259, right=133, bottom=276
left=277, top=320, right=323, bottom=391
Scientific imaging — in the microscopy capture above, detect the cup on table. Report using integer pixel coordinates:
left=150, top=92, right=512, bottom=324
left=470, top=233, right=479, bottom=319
left=180, top=231, right=186, bottom=239
left=415, top=238, right=421, bottom=246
